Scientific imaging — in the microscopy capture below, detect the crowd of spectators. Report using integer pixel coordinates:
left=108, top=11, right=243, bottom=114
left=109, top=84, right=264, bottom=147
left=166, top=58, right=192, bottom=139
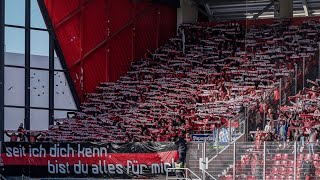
left=253, top=82, right=320, bottom=154
left=5, top=18, right=320, bottom=144
left=4, top=123, right=43, bottom=143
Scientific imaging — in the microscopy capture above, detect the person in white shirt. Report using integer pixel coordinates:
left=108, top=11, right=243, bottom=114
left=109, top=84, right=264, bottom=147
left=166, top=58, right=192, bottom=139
left=308, top=129, right=318, bottom=155
left=264, top=121, right=272, bottom=133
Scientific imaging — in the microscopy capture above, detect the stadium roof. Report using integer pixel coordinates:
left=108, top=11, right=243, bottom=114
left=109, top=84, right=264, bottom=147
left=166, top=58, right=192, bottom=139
left=193, top=0, right=320, bottom=20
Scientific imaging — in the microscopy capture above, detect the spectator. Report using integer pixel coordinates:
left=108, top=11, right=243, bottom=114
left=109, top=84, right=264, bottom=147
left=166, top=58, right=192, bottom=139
left=27, top=132, right=44, bottom=143
left=308, top=128, right=317, bottom=155
left=17, top=123, right=26, bottom=142
left=264, top=121, right=272, bottom=133
left=4, top=131, right=18, bottom=142
left=175, top=136, right=187, bottom=165
left=278, top=121, right=287, bottom=147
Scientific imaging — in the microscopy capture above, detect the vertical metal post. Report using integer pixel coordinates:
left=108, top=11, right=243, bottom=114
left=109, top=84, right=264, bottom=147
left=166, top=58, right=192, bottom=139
left=263, top=141, right=266, bottom=180
left=217, top=128, right=220, bottom=145
left=182, top=29, right=185, bottom=54
left=263, top=91, right=266, bottom=128
left=0, top=0, right=5, bottom=141
left=233, top=142, right=236, bottom=180
left=294, top=141, right=297, bottom=180
left=318, top=42, right=320, bottom=79
left=279, top=78, right=282, bottom=106
left=25, top=0, right=31, bottom=130
left=294, top=63, right=298, bottom=95
left=186, top=169, right=188, bottom=180
left=245, top=106, right=248, bottom=141
left=229, top=118, right=232, bottom=143
left=48, top=32, right=54, bottom=125
left=202, top=141, right=206, bottom=180
left=303, top=57, right=306, bottom=89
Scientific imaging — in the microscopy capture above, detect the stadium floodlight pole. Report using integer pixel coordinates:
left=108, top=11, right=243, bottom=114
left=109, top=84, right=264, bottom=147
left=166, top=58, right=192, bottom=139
left=294, top=63, right=298, bottom=95
left=303, top=57, right=306, bottom=89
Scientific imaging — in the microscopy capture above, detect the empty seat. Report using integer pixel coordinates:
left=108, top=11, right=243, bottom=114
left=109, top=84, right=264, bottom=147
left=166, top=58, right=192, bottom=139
left=287, top=167, right=293, bottom=174
left=279, top=167, right=286, bottom=175
left=282, top=153, right=289, bottom=160
left=287, top=160, right=294, bottom=167
left=281, top=160, right=287, bottom=166
left=246, top=175, right=256, bottom=180
left=305, top=154, right=312, bottom=160
left=272, top=167, right=279, bottom=174
left=274, top=154, right=282, bottom=160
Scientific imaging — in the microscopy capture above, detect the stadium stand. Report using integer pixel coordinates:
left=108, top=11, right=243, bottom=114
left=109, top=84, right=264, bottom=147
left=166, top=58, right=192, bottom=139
left=4, top=8, right=320, bottom=180
left=4, top=18, right=318, bottom=145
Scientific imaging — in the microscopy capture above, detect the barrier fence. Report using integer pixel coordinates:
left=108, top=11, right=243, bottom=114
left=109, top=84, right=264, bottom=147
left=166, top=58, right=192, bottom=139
left=181, top=141, right=320, bottom=180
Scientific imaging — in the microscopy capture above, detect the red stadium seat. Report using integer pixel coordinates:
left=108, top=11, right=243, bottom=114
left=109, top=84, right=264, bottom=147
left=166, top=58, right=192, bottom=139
left=246, top=175, right=256, bottom=180
left=272, top=167, right=279, bottom=174
left=313, top=154, right=319, bottom=160
left=279, top=167, right=286, bottom=175
left=298, top=154, right=304, bottom=161
left=274, top=154, right=282, bottom=160
left=287, top=175, right=294, bottom=180
left=224, top=175, right=233, bottom=180
left=287, top=167, right=293, bottom=174
left=281, top=160, right=287, bottom=166
left=305, top=154, right=312, bottom=161
left=282, top=153, right=289, bottom=160
left=273, top=175, right=280, bottom=180
left=314, top=161, right=320, bottom=168
left=287, top=160, right=294, bottom=167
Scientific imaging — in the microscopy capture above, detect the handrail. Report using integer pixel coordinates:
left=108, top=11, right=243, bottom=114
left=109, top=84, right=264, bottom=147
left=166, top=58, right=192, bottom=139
left=207, top=133, right=244, bottom=163
left=0, top=174, right=7, bottom=180
left=203, top=169, right=217, bottom=180
left=166, top=168, right=202, bottom=180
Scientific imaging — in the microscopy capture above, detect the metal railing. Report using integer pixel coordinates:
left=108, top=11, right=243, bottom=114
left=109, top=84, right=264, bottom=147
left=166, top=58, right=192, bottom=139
left=0, top=174, right=6, bottom=180
left=166, top=168, right=202, bottom=180
left=202, top=141, right=320, bottom=180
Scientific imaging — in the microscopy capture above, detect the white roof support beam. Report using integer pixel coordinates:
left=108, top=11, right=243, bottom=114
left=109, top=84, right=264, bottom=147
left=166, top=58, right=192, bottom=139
left=302, top=0, right=310, bottom=16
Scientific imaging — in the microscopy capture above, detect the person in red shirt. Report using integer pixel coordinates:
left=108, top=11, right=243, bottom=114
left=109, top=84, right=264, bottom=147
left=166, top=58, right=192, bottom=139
left=5, top=131, right=18, bottom=142
left=27, top=132, right=44, bottom=143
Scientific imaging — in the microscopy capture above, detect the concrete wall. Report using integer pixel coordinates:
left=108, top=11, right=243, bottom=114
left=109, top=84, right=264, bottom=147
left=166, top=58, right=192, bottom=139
left=177, top=0, right=198, bottom=29
left=274, top=0, right=293, bottom=18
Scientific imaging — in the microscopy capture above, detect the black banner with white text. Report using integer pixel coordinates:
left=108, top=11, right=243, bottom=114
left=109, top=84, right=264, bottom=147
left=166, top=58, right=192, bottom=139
left=0, top=142, right=179, bottom=178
